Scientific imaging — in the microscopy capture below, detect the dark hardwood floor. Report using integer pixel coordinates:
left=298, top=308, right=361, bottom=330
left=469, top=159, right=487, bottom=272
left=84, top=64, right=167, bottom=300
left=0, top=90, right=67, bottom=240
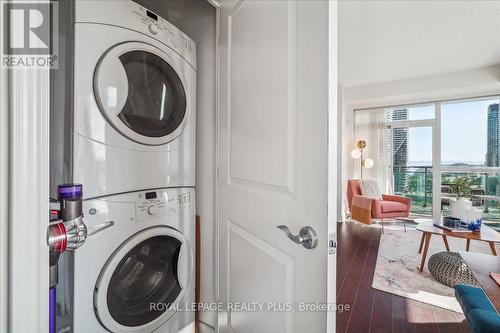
left=336, top=222, right=471, bottom=333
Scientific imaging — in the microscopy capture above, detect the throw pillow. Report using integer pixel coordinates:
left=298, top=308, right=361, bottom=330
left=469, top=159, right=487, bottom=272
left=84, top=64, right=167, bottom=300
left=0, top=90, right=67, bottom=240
left=360, top=179, right=382, bottom=200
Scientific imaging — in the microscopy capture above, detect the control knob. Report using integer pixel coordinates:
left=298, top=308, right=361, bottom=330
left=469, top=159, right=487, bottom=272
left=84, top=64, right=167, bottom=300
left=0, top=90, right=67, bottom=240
left=147, top=205, right=158, bottom=215
left=148, top=23, right=159, bottom=35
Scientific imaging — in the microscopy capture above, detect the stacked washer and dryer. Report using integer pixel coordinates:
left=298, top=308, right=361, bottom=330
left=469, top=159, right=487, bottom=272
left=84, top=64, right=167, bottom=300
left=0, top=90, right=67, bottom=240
left=71, top=1, right=196, bottom=332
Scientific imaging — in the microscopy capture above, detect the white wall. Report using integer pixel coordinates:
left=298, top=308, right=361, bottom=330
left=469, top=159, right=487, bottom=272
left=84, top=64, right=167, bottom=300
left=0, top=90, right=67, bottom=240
left=134, top=0, right=218, bottom=329
left=339, top=65, right=500, bottom=220
left=344, top=65, right=500, bottom=109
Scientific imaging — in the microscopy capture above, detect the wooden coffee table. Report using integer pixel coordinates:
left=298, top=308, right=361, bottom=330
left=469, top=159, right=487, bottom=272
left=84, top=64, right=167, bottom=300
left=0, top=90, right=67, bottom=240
left=460, top=251, right=500, bottom=313
left=416, top=221, right=500, bottom=272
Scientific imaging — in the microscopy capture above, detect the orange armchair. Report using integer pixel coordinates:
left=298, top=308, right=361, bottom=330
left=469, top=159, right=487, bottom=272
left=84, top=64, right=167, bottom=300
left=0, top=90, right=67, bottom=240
left=347, top=179, right=412, bottom=232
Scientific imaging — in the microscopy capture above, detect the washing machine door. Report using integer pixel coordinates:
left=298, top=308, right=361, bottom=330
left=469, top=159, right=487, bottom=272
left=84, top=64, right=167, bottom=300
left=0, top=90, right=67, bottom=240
left=94, top=41, right=189, bottom=146
left=94, top=226, right=193, bottom=332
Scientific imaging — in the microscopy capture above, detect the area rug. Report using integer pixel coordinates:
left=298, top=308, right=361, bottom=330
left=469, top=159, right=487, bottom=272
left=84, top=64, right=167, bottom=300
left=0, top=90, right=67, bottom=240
left=371, top=223, right=497, bottom=313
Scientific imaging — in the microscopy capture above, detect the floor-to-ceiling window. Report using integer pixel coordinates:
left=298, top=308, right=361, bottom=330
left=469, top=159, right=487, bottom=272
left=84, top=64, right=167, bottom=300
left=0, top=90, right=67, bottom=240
left=353, top=95, right=500, bottom=227
left=440, top=97, right=500, bottom=224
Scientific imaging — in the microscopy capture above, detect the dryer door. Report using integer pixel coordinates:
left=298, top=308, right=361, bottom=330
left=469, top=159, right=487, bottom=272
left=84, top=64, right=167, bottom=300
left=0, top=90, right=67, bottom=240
left=94, top=226, right=193, bottom=332
left=94, top=42, right=190, bottom=146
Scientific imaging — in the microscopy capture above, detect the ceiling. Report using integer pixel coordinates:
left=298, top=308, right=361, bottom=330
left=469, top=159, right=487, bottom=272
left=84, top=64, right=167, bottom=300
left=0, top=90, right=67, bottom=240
left=339, top=0, right=500, bottom=88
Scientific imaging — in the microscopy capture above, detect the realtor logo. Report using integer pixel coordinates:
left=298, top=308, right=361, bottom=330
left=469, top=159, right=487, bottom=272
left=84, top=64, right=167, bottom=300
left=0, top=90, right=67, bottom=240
left=2, top=1, right=58, bottom=68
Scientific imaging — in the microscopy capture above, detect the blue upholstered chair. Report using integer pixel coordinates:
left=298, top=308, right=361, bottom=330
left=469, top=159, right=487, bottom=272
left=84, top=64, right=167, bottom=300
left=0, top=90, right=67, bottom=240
left=455, top=285, right=500, bottom=333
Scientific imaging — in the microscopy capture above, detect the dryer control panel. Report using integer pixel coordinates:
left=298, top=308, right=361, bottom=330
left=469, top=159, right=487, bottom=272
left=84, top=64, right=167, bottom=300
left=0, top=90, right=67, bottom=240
left=136, top=6, right=195, bottom=55
left=133, top=5, right=196, bottom=63
left=74, top=0, right=197, bottom=69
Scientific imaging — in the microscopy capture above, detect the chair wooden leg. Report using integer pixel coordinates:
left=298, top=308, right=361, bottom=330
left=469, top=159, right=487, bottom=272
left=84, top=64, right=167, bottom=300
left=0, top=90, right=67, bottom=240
left=381, top=219, right=384, bottom=234
left=403, top=219, right=407, bottom=232
left=466, top=239, right=471, bottom=252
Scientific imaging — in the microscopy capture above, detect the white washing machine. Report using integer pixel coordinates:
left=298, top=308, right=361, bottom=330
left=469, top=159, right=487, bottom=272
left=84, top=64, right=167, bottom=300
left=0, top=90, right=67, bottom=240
left=74, top=188, right=195, bottom=333
left=73, top=0, right=196, bottom=199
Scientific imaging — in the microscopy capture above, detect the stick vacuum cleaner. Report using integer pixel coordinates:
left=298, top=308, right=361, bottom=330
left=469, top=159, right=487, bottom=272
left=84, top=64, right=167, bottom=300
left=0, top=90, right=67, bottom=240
left=47, top=184, right=87, bottom=333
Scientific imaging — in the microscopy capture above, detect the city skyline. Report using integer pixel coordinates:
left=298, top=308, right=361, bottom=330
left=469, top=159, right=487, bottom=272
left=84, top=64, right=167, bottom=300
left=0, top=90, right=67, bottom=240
left=400, top=100, right=500, bottom=166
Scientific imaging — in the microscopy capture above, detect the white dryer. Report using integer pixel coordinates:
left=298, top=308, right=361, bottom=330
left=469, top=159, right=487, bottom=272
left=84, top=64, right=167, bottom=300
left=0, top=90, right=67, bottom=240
left=73, top=0, right=196, bottom=199
left=74, top=188, right=195, bottom=333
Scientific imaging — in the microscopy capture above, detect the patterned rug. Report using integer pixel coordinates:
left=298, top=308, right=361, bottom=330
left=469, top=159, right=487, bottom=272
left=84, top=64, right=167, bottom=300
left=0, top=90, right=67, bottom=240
left=370, top=222, right=497, bottom=313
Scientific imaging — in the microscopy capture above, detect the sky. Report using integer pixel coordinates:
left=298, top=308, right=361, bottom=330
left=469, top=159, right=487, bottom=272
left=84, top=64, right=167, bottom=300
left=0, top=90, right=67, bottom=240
left=405, top=99, right=499, bottom=165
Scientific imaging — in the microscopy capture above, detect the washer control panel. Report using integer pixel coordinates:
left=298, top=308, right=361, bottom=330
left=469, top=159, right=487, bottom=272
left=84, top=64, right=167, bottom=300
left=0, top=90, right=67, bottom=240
left=136, top=188, right=193, bottom=222
left=82, top=188, right=194, bottom=237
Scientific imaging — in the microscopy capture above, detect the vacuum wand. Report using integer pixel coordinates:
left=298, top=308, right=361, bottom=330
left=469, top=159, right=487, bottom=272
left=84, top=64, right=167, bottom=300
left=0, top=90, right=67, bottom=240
left=47, top=184, right=87, bottom=333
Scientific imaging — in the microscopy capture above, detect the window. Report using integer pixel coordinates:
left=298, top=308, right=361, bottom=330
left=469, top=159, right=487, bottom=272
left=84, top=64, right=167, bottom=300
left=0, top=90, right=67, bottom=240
left=388, top=104, right=435, bottom=122
left=441, top=98, right=499, bottom=167
left=353, top=95, right=500, bottom=226
left=440, top=97, right=500, bottom=222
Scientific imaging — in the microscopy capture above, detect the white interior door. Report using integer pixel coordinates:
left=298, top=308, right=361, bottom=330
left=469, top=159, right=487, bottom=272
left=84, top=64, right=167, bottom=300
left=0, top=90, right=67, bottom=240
left=217, top=1, right=334, bottom=332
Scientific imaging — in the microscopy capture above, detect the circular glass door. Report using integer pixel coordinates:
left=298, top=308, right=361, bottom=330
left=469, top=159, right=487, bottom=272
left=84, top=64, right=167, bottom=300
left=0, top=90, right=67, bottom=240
left=106, top=235, right=182, bottom=327
left=94, top=227, right=192, bottom=332
left=94, top=42, right=189, bottom=145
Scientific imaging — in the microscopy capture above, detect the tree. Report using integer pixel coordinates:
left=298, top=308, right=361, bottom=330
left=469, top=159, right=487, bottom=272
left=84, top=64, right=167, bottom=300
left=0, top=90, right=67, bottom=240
left=407, top=174, right=419, bottom=193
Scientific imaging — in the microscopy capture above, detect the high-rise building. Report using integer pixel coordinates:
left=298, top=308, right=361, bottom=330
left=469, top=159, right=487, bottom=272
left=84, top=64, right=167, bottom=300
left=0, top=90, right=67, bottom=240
left=392, top=109, right=409, bottom=193
left=486, top=104, right=500, bottom=167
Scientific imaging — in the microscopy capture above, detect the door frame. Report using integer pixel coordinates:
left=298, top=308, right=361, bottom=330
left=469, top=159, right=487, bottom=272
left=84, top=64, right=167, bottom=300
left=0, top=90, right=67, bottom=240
left=1, top=1, right=51, bottom=332
left=0, top=6, right=9, bottom=330
left=327, top=1, right=338, bottom=332
left=0, top=0, right=50, bottom=332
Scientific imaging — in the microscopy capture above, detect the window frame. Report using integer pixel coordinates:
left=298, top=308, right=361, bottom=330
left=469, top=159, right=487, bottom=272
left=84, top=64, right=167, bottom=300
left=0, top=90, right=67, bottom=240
left=356, top=94, right=500, bottom=220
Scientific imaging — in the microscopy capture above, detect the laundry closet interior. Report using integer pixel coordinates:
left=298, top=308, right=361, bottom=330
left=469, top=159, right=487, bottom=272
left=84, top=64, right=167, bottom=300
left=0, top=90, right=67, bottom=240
left=50, top=0, right=218, bottom=332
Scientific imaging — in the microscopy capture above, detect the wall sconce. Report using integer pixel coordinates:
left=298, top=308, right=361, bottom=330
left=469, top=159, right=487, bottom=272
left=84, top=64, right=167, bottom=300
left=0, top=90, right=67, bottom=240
left=351, top=140, right=374, bottom=179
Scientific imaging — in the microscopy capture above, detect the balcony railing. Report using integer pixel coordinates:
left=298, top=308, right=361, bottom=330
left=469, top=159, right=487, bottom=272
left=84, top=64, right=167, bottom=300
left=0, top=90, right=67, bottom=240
left=393, top=165, right=433, bottom=216
left=392, top=166, right=500, bottom=224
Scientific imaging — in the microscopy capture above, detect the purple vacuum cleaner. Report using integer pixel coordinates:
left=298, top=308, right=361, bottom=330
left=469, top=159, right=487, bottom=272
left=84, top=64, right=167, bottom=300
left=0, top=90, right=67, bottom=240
left=47, top=184, right=87, bottom=333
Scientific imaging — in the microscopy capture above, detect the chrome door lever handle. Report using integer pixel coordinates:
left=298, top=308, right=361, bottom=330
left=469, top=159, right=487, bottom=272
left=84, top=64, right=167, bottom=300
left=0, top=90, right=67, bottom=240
left=88, top=221, right=115, bottom=236
left=277, top=225, right=318, bottom=249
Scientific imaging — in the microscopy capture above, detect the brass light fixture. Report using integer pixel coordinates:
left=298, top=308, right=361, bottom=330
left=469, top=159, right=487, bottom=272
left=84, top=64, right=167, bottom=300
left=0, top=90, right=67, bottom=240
left=351, top=140, right=374, bottom=179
